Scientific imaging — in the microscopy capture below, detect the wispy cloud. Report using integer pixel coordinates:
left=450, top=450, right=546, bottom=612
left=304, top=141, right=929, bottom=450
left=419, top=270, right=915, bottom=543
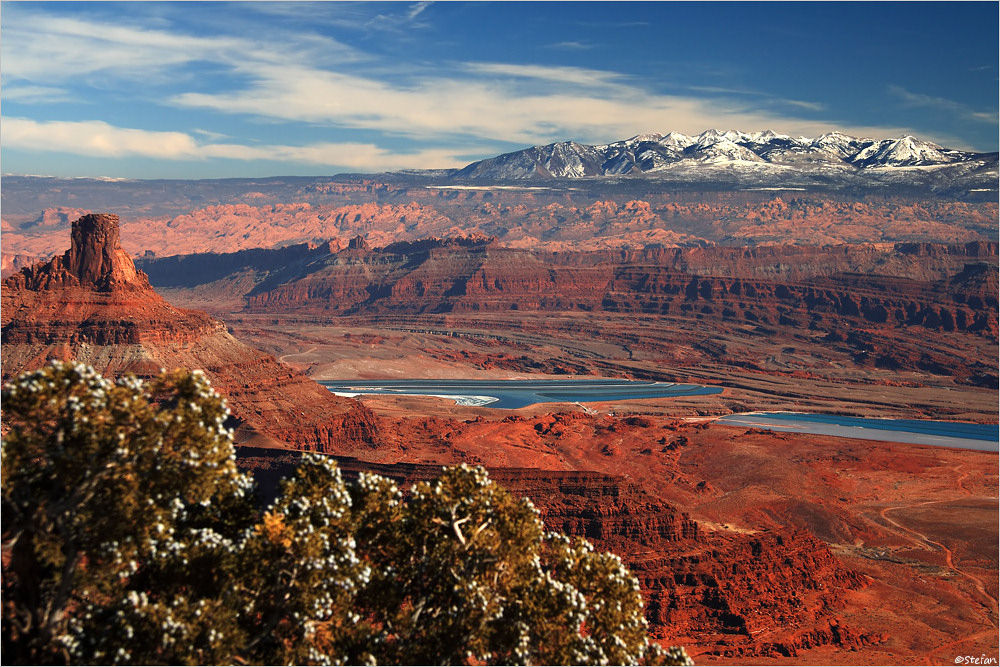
left=460, top=62, right=626, bottom=87
left=1, top=85, right=74, bottom=104
left=888, top=85, right=997, bottom=124
left=1, top=117, right=474, bottom=171
left=3, top=14, right=234, bottom=81
left=546, top=41, right=593, bottom=50
left=171, top=64, right=910, bottom=149
left=164, top=52, right=887, bottom=147
left=407, top=1, right=433, bottom=21
left=687, top=86, right=826, bottom=112
left=364, top=1, right=435, bottom=33
left=0, top=4, right=359, bottom=85
left=577, top=21, right=650, bottom=28
left=191, top=128, right=232, bottom=142
left=779, top=99, right=826, bottom=112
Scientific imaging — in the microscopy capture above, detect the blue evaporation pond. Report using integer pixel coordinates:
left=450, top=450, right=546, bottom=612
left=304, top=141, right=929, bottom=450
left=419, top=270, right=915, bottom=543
left=320, top=378, right=723, bottom=410
left=716, top=412, right=999, bottom=452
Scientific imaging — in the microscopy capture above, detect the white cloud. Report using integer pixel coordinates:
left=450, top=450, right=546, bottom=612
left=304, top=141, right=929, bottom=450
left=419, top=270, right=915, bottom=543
left=545, top=41, right=594, bottom=50
left=781, top=99, right=826, bottom=112
left=191, top=128, right=232, bottom=142
left=363, top=1, right=435, bottom=33
left=3, top=15, right=225, bottom=81
left=203, top=142, right=471, bottom=171
left=1, top=84, right=74, bottom=104
left=3, top=4, right=970, bottom=173
left=460, top=62, right=626, bottom=87
left=0, top=117, right=473, bottom=171
left=686, top=85, right=826, bottom=112
left=407, top=2, right=433, bottom=21
left=171, top=60, right=915, bottom=147
left=2, top=118, right=201, bottom=159
left=0, top=5, right=358, bottom=84
left=237, top=1, right=429, bottom=35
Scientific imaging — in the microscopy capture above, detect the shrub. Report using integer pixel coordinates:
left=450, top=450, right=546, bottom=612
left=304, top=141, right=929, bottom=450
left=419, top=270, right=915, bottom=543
left=2, top=362, right=691, bottom=665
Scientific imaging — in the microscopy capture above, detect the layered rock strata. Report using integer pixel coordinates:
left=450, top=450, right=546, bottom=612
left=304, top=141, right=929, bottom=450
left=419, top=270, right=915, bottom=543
left=5, top=193, right=997, bottom=268
left=1, top=213, right=378, bottom=452
left=205, top=238, right=996, bottom=339
left=139, top=237, right=997, bottom=383
left=237, top=447, right=880, bottom=660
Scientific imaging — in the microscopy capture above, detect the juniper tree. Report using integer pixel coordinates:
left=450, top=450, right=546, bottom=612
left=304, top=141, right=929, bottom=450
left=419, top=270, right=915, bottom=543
left=2, top=361, right=691, bottom=665
left=1, top=363, right=255, bottom=664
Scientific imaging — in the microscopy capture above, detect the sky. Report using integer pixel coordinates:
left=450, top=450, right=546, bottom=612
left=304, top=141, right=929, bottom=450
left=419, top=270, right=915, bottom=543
left=2, top=1, right=998, bottom=179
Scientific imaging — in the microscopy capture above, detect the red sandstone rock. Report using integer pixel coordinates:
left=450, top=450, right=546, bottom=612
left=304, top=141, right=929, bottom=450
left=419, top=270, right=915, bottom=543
left=230, top=240, right=996, bottom=332
left=235, top=447, right=880, bottom=659
left=3, top=195, right=995, bottom=268
left=1, top=214, right=379, bottom=452
left=4, top=213, right=147, bottom=292
left=217, top=239, right=997, bottom=382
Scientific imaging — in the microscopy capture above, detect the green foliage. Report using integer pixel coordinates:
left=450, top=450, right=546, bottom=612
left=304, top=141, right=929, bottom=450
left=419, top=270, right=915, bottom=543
left=2, top=361, right=692, bottom=665
left=2, top=362, right=253, bottom=665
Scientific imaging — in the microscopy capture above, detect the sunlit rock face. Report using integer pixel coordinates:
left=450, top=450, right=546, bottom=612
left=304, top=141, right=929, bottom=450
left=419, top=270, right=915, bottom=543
left=2, top=213, right=379, bottom=452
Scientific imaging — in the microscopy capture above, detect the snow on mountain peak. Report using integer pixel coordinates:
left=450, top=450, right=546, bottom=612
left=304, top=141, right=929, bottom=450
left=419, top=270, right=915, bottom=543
left=628, top=133, right=664, bottom=144
left=864, top=135, right=950, bottom=166
left=692, top=137, right=764, bottom=163
left=452, top=129, right=992, bottom=181
left=658, top=132, right=694, bottom=150
left=694, top=129, right=726, bottom=148
left=694, top=129, right=760, bottom=149
left=749, top=130, right=788, bottom=143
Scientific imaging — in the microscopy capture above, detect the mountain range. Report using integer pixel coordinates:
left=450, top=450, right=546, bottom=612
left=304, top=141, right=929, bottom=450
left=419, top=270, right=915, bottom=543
left=429, top=130, right=999, bottom=199
left=451, top=130, right=997, bottom=179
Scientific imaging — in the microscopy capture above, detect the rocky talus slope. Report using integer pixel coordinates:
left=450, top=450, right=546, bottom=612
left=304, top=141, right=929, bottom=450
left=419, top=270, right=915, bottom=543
left=1, top=213, right=378, bottom=451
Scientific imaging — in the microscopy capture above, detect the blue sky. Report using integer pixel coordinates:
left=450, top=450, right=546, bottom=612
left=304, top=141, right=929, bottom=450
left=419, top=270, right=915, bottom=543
left=2, top=1, right=997, bottom=179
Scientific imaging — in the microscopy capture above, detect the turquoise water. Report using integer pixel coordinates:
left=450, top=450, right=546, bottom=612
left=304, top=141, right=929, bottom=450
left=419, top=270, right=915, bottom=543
left=320, top=378, right=998, bottom=451
left=716, top=412, right=999, bottom=452
left=320, top=378, right=722, bottom=409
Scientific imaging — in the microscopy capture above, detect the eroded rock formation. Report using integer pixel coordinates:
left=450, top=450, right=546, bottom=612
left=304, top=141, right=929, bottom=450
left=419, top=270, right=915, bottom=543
left=4, top=192, right=996, bottom=268
left=143, top=237, right=992, bottom=385
left=1, top=213, right=379, bottom=452
left=217, top=239, right=996, bottom=336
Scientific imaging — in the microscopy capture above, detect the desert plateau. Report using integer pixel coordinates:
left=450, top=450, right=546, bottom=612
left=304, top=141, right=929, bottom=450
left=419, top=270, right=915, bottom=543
left=3, top=167, right=997, bottom=663
left=3, top=2, right=998, bottom=664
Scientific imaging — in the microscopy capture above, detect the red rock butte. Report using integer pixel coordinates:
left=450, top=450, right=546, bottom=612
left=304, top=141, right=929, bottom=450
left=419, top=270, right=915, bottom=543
left=1, top=213, right=378, bottom=451
left=5, top=213, right=147, bottom=292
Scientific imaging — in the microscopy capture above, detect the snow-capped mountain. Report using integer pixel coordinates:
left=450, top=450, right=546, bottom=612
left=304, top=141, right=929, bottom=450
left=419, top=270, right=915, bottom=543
left=451, top=131, right=997, bottom=195
left=848, top=135, right=955, bottom=167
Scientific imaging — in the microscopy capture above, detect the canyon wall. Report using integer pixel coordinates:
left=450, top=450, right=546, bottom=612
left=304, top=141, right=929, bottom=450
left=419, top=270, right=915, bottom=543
left=237, top=448, right=881, bottom=660
left=228, top=239, right=998, bottom=341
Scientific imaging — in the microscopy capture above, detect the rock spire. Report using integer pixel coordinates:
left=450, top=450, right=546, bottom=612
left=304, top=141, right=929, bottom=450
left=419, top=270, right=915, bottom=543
left=4, top=213, right=148, bottom=292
